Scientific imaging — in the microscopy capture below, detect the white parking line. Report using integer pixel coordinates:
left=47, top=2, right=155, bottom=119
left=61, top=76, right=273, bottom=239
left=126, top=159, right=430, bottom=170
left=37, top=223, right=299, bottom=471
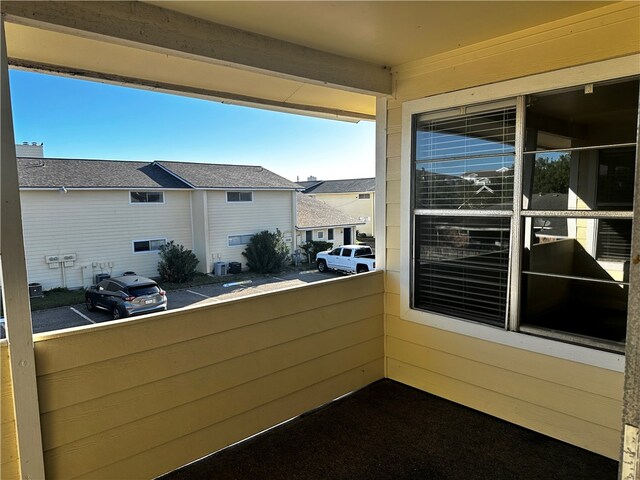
left=70, top=307, right=96, bottom=324
left=187, top=290, right=210, bottom=298
left=271, top=277, right=286, bottom=281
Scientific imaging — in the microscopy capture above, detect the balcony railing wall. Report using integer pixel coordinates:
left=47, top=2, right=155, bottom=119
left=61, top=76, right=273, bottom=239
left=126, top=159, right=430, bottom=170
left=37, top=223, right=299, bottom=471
left=1, top=271, right=384, bottom=479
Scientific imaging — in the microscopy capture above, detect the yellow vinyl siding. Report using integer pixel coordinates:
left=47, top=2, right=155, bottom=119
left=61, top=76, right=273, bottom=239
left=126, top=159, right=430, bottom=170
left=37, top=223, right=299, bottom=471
left=20, top=190, right=193, bottom=289
left=311, top=192, right=375, bottom=235
left=386, top=317, right=622, bottom=458
left=391, top=2, right=640, bottom=105
left=1, top=343, right=20, bottom=480
left=27, top=272, right=383, bottom=479
left=208, top=190, right=293, bottom=268
left=385, top=2, right=636, bottom=458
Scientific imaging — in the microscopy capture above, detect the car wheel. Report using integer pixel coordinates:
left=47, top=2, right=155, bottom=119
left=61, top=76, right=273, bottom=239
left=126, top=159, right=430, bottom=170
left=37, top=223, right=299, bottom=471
left=111, top=305, right=124, bottom=320
left=85, top=296, right=96, bottom=312
left=317, top=260, right=327, bottom=272
left=356, top=265, right=369, bottom=274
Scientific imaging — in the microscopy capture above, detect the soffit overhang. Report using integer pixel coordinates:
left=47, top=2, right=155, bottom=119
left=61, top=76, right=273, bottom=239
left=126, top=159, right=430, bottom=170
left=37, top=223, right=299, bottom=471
left=1, top=1, right=615, bottom=121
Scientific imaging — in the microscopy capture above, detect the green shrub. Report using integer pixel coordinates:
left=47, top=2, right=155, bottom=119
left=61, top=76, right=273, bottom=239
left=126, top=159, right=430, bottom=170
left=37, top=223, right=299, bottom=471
left=242, top=230, right=290, bottom=273
left=300, top=240, right=333, bottom=263
left=157, top=241, right=199, bottom=283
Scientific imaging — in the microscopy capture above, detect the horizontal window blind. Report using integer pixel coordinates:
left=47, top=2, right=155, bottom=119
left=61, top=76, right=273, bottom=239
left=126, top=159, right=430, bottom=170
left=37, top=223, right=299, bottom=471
left=414, top=216, right=511, bottom=326
left=414, top=107, right=516, bottom=210
left=597, top=219, right=632, bottom=262
left=415, top=108, right=516, bottom=161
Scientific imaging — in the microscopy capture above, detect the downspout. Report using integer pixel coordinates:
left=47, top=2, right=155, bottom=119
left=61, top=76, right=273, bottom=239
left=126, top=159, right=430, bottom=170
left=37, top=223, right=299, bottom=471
left=0, top=17, right=46, bottom=479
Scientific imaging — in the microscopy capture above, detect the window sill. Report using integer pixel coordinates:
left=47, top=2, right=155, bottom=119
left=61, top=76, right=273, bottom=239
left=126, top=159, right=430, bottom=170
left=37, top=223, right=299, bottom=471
left=400, top=306, right=625, bottom=373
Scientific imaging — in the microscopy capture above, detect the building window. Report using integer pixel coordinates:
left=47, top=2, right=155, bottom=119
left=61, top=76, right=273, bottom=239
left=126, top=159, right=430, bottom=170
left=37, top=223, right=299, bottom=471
left=228, top=234, right=254, bottom=247
left=411, top=77, right=638, bottom=352
left=133, top=238, right=166, bottom=253
left=227, top=191, right=253, bottom=202
left=305, top=231, right=313, bottom=243
left=328, top=228, right=334, bottom=240
left=130, top=191, right=164, bottom=203
left=358, top=193, right=371, bottom=199
left=317, top=231, right=324, bottom=239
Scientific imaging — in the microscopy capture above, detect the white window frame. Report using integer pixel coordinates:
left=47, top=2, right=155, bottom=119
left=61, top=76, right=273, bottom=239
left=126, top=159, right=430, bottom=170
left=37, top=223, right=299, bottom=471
left=317, top=231, right=324, bottom=239
left=228, top=233, right=254, bottom=247
left=400, top=55, right=639, bottom=372
left=226, top=191, right=253, bottom=203
left=129, top=191, right=165, bottom=204
left=132, top=238, right=167, bottom=254
left=358, top=193, right=371, bottom=199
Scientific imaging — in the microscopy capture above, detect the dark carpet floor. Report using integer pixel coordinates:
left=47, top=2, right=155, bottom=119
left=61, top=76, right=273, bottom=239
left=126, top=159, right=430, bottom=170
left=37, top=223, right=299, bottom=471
left=159, top=379, right=618, bottom=480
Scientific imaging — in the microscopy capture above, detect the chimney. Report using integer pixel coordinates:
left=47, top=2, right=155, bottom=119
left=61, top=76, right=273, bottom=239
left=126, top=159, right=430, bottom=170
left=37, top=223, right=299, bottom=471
left=15, top=142, right=45, bottom=158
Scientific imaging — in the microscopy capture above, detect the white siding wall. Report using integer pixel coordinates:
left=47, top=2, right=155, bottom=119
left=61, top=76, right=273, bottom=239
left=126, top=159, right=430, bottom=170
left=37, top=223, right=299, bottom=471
left=20, top=190, right=193, bottom=290
left=208, top=191, right=293, bottom=269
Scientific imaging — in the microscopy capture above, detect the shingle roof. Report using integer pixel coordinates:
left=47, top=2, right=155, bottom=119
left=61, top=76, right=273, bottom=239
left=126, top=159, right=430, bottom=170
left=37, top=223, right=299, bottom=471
left=296, top=192, right=364, bottom=229
left=156, top=161, right=299, bottom=190
left=17, top=157, right=300, bottom=191
left=18, top=158, right=189, bottom=189
left=296, top=180, right=323, bottom=189
left=300, top=178, right=375, bottom=194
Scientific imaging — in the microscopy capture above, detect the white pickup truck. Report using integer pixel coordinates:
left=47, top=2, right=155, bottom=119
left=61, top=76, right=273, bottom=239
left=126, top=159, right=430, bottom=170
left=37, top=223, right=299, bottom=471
left=316, top=245, right=376, bottom=274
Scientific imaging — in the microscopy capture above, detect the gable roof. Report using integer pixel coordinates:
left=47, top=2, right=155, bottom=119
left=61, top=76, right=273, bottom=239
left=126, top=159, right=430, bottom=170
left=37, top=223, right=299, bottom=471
left=156, top=161, right=299, bottom=190
left=296, top=180, right=323, bottom=190
left=17, top=157, right=190, bottom=189
left=296, top=192, right=364, bottom=229
left=16, top=157, right=299, bottom=190
left=300, top=178, right=375, bottom=194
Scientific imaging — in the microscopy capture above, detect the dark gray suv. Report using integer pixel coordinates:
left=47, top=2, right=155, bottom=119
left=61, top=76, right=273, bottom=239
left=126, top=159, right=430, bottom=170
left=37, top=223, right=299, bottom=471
left=85, top=275, right=167, bottom=320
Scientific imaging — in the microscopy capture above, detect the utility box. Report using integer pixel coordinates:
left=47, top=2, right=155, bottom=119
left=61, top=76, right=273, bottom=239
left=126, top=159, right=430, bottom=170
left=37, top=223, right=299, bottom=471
left=95, top=273, right=110, bottom=284
left=28, top=283, right=43, bottom=298
left=228, top=262, right=242, bottom=274
left=213, top=262, right=227, bottom=276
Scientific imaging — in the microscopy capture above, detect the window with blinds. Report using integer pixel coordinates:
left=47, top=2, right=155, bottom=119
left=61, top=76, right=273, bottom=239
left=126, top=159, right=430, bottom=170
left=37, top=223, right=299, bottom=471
left=414, top=216, right=510, bottom=325
left=412, top=103, right=516, bottom=326
left=596, top=219, right=633, bottom=262
left=410, top=76, right=638, bottom=351
left=595, top=147, right=635, bottom=262
left=414, top=107, right=516, bottom=210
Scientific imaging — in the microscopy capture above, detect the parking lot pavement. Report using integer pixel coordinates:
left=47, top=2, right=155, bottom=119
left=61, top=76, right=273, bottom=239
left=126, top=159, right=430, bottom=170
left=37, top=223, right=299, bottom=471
left=1, top=269, right=336, bottom=338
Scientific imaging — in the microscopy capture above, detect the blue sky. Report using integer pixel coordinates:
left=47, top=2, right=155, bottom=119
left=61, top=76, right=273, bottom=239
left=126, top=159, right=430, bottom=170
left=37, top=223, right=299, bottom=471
left=9, top=70, right=375, bottom=181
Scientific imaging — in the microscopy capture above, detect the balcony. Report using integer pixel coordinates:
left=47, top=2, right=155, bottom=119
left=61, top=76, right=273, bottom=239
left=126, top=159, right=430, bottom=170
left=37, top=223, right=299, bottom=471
left=1, top=272, right=385, bottom=479
left=161, top=379, right=617, bottom=480
left=1, top=272, right=619, bottom=479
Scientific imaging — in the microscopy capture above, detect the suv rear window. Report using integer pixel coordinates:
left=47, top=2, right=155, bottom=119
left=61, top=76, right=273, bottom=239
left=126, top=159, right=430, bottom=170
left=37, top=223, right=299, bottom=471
left=128, top=285, right=160, bottom=296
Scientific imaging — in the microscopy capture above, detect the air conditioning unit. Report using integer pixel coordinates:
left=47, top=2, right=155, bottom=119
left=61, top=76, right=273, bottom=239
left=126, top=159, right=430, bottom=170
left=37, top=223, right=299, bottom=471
left=28, top=283, right=43, bottom=298
left=213, top=262, right=227, bottom=276
left=95, top=273, right=110, bottom=284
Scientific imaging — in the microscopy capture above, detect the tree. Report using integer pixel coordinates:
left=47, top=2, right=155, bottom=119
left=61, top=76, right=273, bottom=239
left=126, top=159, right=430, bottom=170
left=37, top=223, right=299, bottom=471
left=242, top=230, right=290, bottom=273
left=300, top=240, right=333, bottom=263
left=157, top=241, right=199, bottom=283
left=532, top=154, right=570, bottom=195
